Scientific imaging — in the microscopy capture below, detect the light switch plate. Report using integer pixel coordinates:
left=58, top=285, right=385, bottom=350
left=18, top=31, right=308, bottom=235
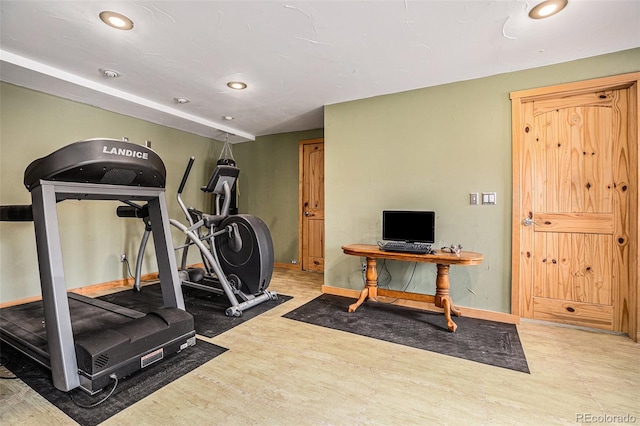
left=482, top=192, right=497, bottom=205
left=470, top=193, right=479, bottom=205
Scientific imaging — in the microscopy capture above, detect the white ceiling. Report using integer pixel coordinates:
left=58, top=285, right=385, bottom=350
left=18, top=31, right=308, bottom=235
left=1, top=1, right=639, bottom=143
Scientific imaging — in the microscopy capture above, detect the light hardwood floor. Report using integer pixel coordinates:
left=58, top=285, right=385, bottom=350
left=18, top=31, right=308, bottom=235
left=1, top=268, right=639, bottom=425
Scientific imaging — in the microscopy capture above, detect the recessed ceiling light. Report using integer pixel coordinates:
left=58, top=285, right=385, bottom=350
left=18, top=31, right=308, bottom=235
left=174, top=97, right=190, bottom=104
left=227, top=81, right=247, bottom=90
left=223, top=116, right=234, bottom=121
left=99, top=68, right=120, bottom=78
left=99, top=11, right=134, bottom=30
left=528, top=0, right=568, bottom=19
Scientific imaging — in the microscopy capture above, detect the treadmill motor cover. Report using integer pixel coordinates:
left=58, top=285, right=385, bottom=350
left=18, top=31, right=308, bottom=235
left=74, top=308, right=195, bottom=390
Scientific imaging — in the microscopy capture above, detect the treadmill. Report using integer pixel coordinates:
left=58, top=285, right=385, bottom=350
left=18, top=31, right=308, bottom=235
left=0, top=138, right=196, bottom=394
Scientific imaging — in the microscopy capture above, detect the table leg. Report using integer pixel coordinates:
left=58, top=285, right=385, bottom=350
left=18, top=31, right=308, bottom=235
left=434, top=264, right=461, bottom=332
left=348, top=257, right=378, bottom=312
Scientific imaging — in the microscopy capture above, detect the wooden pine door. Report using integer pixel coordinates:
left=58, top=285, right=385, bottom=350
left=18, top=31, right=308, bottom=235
left=300, top=139, right=324, bottom=272
left=512, top=74, right=639, bottom=338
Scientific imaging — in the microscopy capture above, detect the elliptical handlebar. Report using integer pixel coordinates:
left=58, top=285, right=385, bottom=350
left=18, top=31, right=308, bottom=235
left=178, top=157, right=195, bottom=195
left=219, top=181, right=232, bottom=217
left=177, top=157, right=196, bottom=226
left=116, top=205, right=149, bottom=218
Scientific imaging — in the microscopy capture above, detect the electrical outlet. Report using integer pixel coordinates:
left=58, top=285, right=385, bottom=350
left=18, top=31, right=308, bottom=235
left=362, top=262, right=367, bottom=272
left=120, top=253, right=127, bottom=262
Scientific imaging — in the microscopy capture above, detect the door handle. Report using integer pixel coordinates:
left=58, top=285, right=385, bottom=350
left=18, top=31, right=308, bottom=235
left=523, top=217, right=542, bottom=226
left=304, top=211, right=312, bottom=217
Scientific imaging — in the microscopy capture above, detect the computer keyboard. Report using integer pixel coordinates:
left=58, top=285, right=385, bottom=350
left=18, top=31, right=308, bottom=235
left=380, top=241, right=432, bottom=254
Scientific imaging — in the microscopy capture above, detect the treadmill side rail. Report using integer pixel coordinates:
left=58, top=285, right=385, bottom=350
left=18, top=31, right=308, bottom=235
left=148, top=192, right=185, bottom=310
left=31, top=182, right=81, bottom=391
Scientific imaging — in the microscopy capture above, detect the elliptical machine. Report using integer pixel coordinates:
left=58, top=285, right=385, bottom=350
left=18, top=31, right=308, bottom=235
left=121, top=157, right=277, bottom=317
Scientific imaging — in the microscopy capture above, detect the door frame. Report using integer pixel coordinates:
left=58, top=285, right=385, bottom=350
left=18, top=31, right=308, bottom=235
left=298, top=138, right=325, bottom=272
left=510, top=72, right=640, bottom=341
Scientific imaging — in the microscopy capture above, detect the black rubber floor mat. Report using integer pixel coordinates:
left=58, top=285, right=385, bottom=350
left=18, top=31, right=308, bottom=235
left=0, top=338, right=226, bottom=426
left=283, top=294, right=529, bottom=373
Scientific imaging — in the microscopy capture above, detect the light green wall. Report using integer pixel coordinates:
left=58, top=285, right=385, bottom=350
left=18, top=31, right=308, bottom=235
left=325, top=48, right=640, bottom=313
left=2, top=47, right=639, bottom=310
left=0, top=82, right=224, bottom=303
left=232, top=129, right=323, bottom=265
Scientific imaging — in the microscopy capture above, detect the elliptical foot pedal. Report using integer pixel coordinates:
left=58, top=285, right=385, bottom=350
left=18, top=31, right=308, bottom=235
left=187, top=267, right=206, bottom=283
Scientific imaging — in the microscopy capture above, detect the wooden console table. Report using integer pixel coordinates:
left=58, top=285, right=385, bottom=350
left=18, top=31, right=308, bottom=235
left=342, top=244, right=484, bottom=332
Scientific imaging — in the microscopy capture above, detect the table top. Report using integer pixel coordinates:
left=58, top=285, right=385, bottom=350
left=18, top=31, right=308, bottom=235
left=342, top=244, right=484, bottom=266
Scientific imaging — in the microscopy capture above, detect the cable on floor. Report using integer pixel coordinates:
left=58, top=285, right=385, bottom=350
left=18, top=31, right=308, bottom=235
left=69, top=374, right=119, bottom=408
left=0, top=355, right=20, bottom=379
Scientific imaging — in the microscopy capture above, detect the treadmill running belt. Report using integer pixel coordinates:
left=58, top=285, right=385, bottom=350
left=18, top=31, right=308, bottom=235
left=0, top=294, right=143, bottom=358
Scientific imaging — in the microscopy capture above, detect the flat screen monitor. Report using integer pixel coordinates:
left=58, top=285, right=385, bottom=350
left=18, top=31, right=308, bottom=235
left=382, top=210, right=435, bottom=243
